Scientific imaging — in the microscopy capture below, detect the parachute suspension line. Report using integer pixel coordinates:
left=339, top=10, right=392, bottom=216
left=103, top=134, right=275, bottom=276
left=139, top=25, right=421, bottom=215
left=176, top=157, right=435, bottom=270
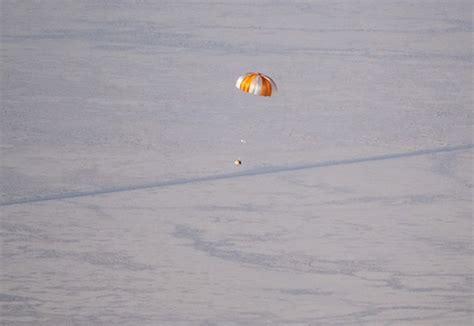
left=234, top=72, right=277, bottom=165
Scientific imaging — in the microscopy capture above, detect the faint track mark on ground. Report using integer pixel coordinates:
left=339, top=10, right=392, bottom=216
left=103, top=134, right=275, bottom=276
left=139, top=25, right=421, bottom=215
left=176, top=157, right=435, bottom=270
left=1, top=144, right=472, bottom=207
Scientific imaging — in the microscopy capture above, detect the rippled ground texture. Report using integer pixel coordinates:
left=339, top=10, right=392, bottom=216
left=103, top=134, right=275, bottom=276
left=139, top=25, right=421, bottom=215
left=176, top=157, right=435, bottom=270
left=1, top=1, right=472, bottom=325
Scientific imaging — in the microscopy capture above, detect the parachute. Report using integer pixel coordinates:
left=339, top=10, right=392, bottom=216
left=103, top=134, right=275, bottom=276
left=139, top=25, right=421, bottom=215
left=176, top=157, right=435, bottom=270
left=232, top=72, right=276, bottom=165
left=235, top=72, right=277, bottom=97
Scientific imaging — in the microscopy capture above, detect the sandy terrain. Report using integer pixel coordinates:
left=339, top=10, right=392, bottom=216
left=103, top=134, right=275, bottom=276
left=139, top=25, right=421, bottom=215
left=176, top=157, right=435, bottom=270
left=1, top=1, right=472, bottom=324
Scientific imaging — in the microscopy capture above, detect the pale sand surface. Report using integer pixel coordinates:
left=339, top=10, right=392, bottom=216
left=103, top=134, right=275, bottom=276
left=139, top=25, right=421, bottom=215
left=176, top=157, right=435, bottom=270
left=1, top=1, right=472, bottom=325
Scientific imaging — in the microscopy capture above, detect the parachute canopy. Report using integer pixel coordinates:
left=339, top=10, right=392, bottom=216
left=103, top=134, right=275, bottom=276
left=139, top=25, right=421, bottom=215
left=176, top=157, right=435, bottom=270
left=235, top=72, right=277, bottom=97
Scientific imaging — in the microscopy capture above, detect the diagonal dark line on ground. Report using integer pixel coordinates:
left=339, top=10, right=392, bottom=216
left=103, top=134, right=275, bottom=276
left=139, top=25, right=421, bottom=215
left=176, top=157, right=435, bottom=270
left=1, top=144, right=472, bottom=207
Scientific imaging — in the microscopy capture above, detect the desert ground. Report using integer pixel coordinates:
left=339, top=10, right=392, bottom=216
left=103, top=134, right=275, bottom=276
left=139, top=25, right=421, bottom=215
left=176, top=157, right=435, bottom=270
left=1, top=1, right=472, bottom=325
